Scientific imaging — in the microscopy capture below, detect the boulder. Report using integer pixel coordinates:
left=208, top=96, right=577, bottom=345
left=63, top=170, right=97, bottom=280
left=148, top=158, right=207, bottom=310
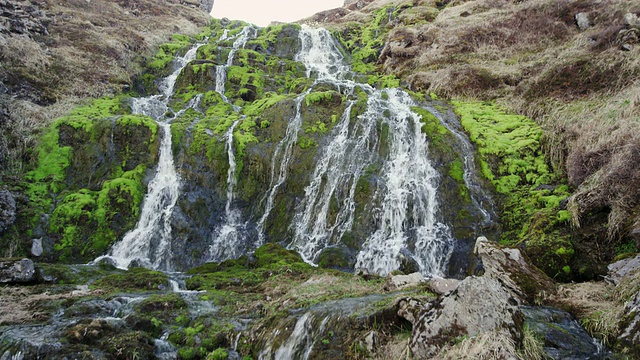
left=474, top=236, right=556, bottom=303
left=618, top=290, right=640, bottom=349
left=521, top=306, right=604, bottom=358
left=427, top=278, right=459, bottom=296
left=0, top=258, right=36, bottom=283
left=624, top=13, right=640, bottom=28
left=31, top=238, right=43, bottom=257
left=398, top=276, right=522, bottom=358
left=385, top=272, right=424, bottom=290
left=575, top=13, right=590, bottom=30
left=606, top=253, right=640, bottom=286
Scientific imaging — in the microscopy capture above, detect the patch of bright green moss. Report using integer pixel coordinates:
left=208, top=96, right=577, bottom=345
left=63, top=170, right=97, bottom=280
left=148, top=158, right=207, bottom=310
left=453, top=101, right=574, bottom=280
left=93, top=267, right=169, bottom=292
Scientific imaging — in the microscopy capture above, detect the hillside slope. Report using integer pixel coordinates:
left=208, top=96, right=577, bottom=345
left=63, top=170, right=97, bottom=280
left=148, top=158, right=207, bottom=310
left=307, top=0, right=640, bottom=279
left=0, top=0, right=213, bottom=176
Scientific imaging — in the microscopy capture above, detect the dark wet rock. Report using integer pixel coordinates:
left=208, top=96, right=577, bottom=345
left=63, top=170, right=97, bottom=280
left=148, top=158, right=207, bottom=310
left=521, top=306, right=607, bottom=359
left=0, top=258, right=35, bottom=283
left=95, top=256, right=118, bottom=269
left=0, top=189, right=16, bottom=233
left=399, top=276, right=522, bottom=358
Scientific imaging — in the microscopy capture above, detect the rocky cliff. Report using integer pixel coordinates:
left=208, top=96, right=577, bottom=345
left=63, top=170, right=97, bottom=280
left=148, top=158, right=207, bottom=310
left=1, top=0, right=640, bottom=359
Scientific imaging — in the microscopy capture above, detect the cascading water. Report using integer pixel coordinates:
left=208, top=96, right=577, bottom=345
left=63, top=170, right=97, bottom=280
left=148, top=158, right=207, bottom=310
left=290, top=101, right=366, bottom=263
left=215, top=25, right=256, bottom=106
left=272, top=313, right=329, bottom=360
left=283, top=26, right=454, bottom=276
left=353, top=88, right=454, bottom=276
left=94, top=41, right=206, bottom=270
left=257, top=26, right=360, bottom=245
left=256, top=91, right=310, bottom=245
left=208, top=25, right=256, bottom=261
left=209, top=120, right=248, bottom=260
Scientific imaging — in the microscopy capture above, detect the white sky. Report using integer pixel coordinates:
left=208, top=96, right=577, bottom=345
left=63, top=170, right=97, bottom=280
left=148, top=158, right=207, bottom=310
left=210, top=0, right=344, bottom=27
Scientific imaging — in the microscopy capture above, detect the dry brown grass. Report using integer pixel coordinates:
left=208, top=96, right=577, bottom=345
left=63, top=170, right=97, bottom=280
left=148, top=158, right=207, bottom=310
left=541, top=82, right=640, bottom=241
left=436, top=330, right=519, bottom=360
left=551, top=281, right=624, bottom=346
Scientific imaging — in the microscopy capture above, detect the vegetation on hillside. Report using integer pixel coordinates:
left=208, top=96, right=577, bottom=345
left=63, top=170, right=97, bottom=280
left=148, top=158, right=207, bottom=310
left=311, top=0, right=640, bottom=280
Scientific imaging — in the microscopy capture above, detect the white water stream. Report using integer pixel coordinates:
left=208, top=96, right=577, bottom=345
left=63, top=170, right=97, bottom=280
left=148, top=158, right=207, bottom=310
left=208, top=25, right=256, bottom=261
left=94, top=41, right=206, bottom=270
left=262, top=26, right=455, bottom=276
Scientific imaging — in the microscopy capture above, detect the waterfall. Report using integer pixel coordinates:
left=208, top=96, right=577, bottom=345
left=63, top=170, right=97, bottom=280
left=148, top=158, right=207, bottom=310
left=257, top=27, right=358, bottom=245
left=209, top=120, right=247, bottom=261
left=282, top=26, right=454, bottom=276
left=272, top=313, right=329, bottom=360
left=208, top=25, right=257, bottom=261
left=94, top=39, right=207, bottom=270
left=354, top=89, right=454, bottom=276
left=216, top=25, right=256, bottom=106
left=256, top=91, right=310, bottom=244
left=290, top=100, right=378, bottom=262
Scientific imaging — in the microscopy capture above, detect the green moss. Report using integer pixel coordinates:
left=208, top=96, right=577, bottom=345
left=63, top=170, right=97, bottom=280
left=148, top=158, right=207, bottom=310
left=335, top=8, right=392, bottom=78
left=448, top=158, right=464, bottom=183
left=147, top=35, right=193, bottom=72
left=116, top=114, right=159, bottom=143
left=93, top=267, right=169, bottom=292
left=453, top=101, right=575, bottom=279
left=298, top=136, right=316, bottom=150
left=207, top=348, right=229, bottom=360
left=243, top=92, right=291, bottom=116
left=304, top=91, right=334, bottom=107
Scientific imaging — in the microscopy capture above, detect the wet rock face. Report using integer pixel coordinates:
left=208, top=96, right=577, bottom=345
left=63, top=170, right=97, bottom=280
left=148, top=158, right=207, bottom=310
left=0, top=258, right=35, bottom=283
left=399, top=276, right=522, bottom=358
left=0, top=189, right=16, bottom=233
left=522, top=306, right=605, bottom=358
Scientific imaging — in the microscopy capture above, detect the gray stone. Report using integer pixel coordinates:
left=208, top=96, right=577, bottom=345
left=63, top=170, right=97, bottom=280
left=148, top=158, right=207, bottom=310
left=618, top=290, right=640, bottom=347
left=427, top=278, right=459, bottom=295
left=575, top=12, right=590, bottom=31
left=0, top=258, right=36, bottom=283
left=364, top=331, right=378, bottom=354
left=386, top=272, right=424, bottom=290
left=399, top=276, right=522, bottom=358
left=607, top=253, right=640, bottom=285
left=474, top=236, right=555, bottom=303
left=521, top=306, right=602, bottom=359
left=0, top=189, right=16, bottom=233
left=31, top=238, right=43, bottom=257
left=624, top=13, right=640, bottom=28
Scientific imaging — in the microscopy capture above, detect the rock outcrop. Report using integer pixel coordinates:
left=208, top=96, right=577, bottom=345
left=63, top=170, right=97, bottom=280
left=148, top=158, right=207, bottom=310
left=396, top=237, right=558, bottom=357
left=0, top=258, right=35, bottom=283
left=474, top=236, right=556, bottom=303
left=607, top=253, right=640, bottom=354
left=399, top=275, right=522, bottom=358
left=0, top=189, right=16, bottom=233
